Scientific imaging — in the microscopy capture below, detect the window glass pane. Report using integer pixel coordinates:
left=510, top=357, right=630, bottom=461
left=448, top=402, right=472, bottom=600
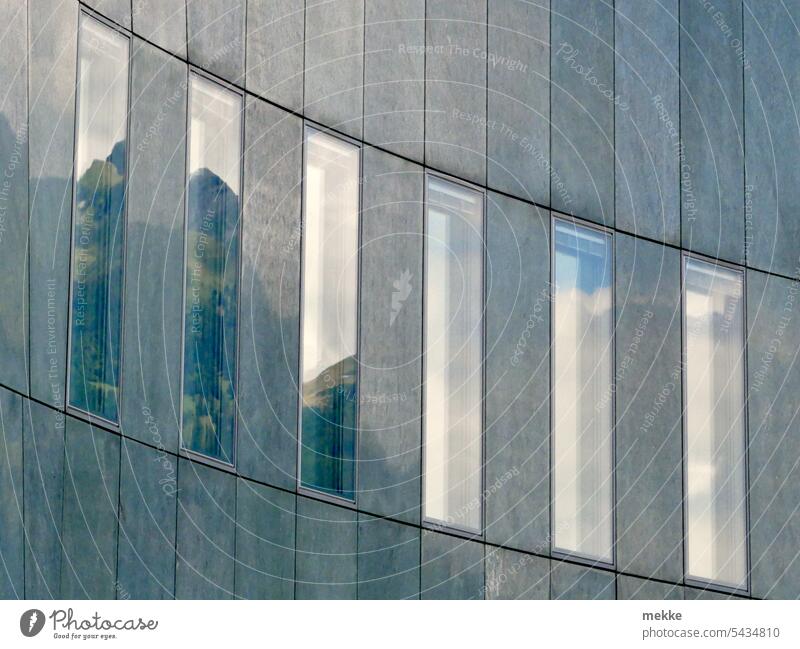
left=68, top=15, right=129, bottom=423
left=299, top=129, right=360, bottom=500
left=181, top=75, right=242, bottom=463
left=553, top=219, right=613, bottom=561
left=684, top=257, right=747, bottom=589
left=423, top=176, right=483, bottom=532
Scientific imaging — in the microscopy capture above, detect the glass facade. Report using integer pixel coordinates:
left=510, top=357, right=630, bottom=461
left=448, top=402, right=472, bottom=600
left=299, top=128, right=360, bottom=500
left=67, top=14, right=129, bottom=423
left=181, top=74, right=242, bottom=463
left=552, top=219, right=614, bottom=562
left=423, top=175, right=484, bottom=532
left=684, top=256, right=747, bottom=590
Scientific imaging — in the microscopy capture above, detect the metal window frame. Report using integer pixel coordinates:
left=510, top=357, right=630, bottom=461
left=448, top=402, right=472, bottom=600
left=681, top=250, right=751, bottom=596
left=65, top=8, right=132, bottom=430
left=549, top=213, right=617, bottom=569
left=421, top=169, right=487, bottom=539
left=296, top=122, right=363, bottom=507
left=177, top=68, right=246, bottom=470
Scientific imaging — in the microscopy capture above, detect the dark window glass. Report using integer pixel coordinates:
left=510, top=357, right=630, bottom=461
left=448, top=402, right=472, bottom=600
left=299, top=129, right=360, bottom=500
left=181, top=75, right=242, bottom=463
left=68, top=15, right=129, bottom=423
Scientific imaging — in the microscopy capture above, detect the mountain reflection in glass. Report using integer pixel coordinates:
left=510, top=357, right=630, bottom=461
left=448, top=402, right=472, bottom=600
left=552, top=220, right=613, bottom=562
left=181, top=75, right=242, bottom=463
left=299, top=130, right=360, bottom=500
left=684, top=258, right=747, bottom=590
left=68, top=15, right=129, bottom=423
left=423, top=176, right=484, bottom=532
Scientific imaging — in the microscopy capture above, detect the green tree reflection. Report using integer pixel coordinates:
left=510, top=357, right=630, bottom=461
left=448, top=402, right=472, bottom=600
left=68, top=140, right=126, bottom=423
left=182, top=167, right=240, bottom=463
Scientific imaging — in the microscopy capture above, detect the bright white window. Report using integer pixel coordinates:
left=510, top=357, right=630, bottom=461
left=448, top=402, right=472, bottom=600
left=299, top=128, right=361, bottom=501
left=552, top=219, right=614, bottom=562
left=684, top=256, right=747, bottom=590
left=423, top=175, right=484, bottom=532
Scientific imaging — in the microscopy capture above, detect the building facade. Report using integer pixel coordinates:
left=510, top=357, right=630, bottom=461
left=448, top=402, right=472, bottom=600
left=1, top=0, right=799, bottom=600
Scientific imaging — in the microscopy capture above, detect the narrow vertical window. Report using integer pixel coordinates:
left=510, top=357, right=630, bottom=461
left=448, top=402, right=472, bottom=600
left=552, top=219, right=614, bottom=562
left=684, top=256, right=747, bottom=589
left=68, top=14, right=130, bottom=424
left=423, top=175, right=484, bottom=532
left=299, top=129, right=360, bottom=500
left=181, top=75, right=242, bottom=463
